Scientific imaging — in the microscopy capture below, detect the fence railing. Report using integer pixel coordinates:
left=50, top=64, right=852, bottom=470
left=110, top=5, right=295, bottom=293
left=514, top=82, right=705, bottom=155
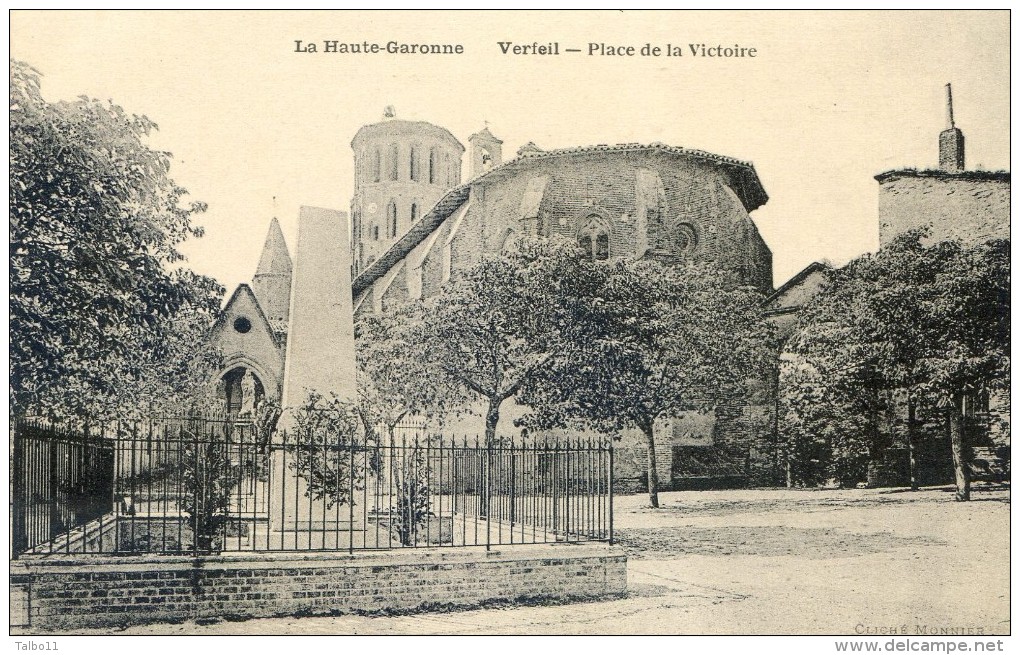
left=11, top=418, right=613, bottom=557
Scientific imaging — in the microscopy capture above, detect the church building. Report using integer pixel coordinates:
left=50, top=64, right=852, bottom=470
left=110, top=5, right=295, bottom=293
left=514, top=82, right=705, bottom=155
left=208, top=218, right=292, bottom=418
left=350, top=116, right=774, bottom=316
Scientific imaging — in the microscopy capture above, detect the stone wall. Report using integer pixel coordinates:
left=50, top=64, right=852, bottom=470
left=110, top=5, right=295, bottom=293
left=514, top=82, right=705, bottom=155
left=11, top=545, right=626, bottom=631
left=876, top=171, right=1009, bottom=247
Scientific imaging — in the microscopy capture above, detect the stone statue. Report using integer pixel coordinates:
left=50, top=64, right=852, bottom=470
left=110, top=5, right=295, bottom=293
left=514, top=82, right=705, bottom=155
left=239, top=370, right=257, bottom=417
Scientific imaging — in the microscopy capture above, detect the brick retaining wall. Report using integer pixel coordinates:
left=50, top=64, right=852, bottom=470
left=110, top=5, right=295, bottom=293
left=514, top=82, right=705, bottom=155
left=11, top=544, right=626, bottom=631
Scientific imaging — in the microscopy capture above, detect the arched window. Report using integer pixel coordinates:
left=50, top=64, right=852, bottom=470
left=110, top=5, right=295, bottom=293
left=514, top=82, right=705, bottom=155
left=500, top=228, right=518, bottom=254
left=387, top=201, right=397, bottom=238
left=372, top=148, right=381, bottom=183
left=429, top=147, right=437, bottom=184
left=221, top=367, right=265, bottom=419
left=388, top=143, right=399, bottom=181
left=372, top=224, right=380, bottom=241
left=578, top=215, right=611, bottom=261
left=410, top=202, right=419, bottom=223
left=409, top=146, right=419, bottom=181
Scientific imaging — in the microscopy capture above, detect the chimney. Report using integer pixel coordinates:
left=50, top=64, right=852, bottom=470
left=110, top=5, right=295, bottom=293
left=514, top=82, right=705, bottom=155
left=939, top=83, right=965, bottom=173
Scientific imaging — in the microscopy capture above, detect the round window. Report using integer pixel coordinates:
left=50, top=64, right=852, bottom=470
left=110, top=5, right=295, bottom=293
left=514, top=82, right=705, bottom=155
left=233, top=317, right=252, bottom=334
left=676, top=224, right=698, bottom=254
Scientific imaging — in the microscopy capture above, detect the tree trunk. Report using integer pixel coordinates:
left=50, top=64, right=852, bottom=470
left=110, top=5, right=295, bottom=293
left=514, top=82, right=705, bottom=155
left=641, top=423, right=660, bottom=509
left=906, top=398, right=918, bottom=491
left=948, top=394, right=970, bottom=502
left=480, top=398, right=501, bottom=517
left=484, top=399, right=500, bottom=447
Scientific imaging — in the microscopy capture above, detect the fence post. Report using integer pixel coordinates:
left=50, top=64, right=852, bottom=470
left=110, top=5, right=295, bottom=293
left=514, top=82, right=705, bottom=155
left=349, top=429, right=356, bottom=554
left=608, top=437, right=614, bottom=546
left=485, top=435, right=492, bottom=552
left=11, top=419, right=26, bottom=558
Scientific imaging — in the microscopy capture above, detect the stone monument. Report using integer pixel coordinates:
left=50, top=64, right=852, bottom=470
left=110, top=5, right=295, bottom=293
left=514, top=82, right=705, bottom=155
left=269, top=205, right=359, bottom=548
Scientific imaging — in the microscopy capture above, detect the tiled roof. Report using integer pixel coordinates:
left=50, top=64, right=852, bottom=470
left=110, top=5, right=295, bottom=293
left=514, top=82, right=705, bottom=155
left=763, top=261, right=830, bottom=308
left=351, top=119, right=465, bottom=151
left=352, top=184, right=471, bottom=295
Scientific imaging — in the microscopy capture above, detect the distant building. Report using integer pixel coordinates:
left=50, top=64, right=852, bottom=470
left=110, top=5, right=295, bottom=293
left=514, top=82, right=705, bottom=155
left=348, top=113, right=779, bottom=487
left=350, top=109, right=464, bottom=278
left=870, top=84, right=1010, bottom=486
left=876, top=84, right=1009, bottom=247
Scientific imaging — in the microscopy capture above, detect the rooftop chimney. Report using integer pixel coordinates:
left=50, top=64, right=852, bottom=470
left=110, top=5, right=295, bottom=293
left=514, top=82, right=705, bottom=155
left=939, top=83, right=965, bottom=173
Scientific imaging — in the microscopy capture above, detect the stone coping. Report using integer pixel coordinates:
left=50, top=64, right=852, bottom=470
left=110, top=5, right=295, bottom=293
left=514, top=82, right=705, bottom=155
left=12, top=542, right=625, bottom=573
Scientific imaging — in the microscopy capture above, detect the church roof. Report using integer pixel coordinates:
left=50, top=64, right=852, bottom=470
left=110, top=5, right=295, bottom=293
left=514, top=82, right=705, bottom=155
left=255, top=217, right=292, bottom=277
left=351, top=141, right=770, bottom=296
left=472, top=142, right=768, bottom=209
left=469, top=126, right=503, bottom=143
left=350, top=119, right=465, bottom=151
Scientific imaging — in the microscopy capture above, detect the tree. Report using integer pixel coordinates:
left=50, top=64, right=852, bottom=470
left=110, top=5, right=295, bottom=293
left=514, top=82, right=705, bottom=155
left=411, top=237, right=598, bottom=447
left=287, top=390, right=369, bottom=509
left=779, top=353, right=883, bottom=487
left=392, top=440, right=431, bottom=546
left=179, top=429, right=240, bottom=553
left=520, top=259, right=776, bottom=508
left=785, top=232, right=1009, bottom=499
left=10, top=60, right=223, bottom=421
left=355, top=307, right=470, bottom=447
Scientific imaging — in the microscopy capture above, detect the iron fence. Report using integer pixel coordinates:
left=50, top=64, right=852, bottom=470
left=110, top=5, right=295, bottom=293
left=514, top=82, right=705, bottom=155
left=11, top=418, right=613, bottom=557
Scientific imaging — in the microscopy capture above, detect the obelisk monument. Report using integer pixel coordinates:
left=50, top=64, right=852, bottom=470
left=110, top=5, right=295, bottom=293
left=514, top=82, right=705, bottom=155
left=269, top=205, right=358, bottom=545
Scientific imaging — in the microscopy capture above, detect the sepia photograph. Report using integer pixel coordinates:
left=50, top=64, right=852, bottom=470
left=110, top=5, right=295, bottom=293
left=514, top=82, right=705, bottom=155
left=7, top=8, right=1011, bottom=648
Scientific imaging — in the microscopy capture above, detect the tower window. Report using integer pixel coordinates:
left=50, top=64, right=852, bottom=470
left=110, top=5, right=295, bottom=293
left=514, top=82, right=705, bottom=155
left=410, top=202, right=419, bottom=223
left=372, top=148, right=381, bottom=183
left=429, top=148, right=437, bottom=184
left=388, top=143, right=399, bottom=181
left=410, top=146, right=419, bottom=181
left=387, top=201, right=397, bottom=238
left=372, top=225, right=380, bottom=241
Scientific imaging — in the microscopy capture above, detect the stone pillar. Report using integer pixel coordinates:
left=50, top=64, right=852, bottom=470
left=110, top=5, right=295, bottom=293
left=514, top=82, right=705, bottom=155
left=282, top=206, right=357, bottom=407
left=270, top=206, right=362, bottom=548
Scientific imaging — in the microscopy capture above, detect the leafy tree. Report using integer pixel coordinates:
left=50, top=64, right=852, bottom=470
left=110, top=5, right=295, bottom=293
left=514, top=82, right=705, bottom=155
left=779, top=354, right=882, bottom=487
left=520, top=259, right=776, bottom=508
left=392, top=441, right=431, bottom=546
left=785, top=232, right=1009, bottom=499
left=287, top=390, right=369, bottom=508
left=10, top=60, right=223, bottom=421
left=411, top=237, right=598, bottom=447
left=355, top=308, right=470, bottom=447
left=179, top=431, right=240, bottom=553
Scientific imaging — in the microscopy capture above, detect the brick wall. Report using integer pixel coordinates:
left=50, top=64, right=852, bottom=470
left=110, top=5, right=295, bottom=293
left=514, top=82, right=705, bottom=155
left=11, top=545, right=626, bottom=631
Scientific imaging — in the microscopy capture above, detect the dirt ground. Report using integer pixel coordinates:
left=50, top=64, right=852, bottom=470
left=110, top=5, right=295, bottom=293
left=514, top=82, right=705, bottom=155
left=77, top=484, right=1011, bottom=635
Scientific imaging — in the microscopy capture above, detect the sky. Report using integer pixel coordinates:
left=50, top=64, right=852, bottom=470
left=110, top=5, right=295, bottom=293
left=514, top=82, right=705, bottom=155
left=10, top=10, right=1011, bottom=295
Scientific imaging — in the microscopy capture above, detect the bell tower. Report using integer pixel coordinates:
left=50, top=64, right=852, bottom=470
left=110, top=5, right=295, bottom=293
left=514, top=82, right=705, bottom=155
left=468, top=125, right=503, bottom=178
left=252, top=217, right=292, bottom=335
left=350, top=108, right=464, bottom=276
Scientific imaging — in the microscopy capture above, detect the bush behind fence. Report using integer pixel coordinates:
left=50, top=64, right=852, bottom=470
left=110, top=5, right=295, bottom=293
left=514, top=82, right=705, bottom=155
left=11, top=417, right=613, bottom=557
